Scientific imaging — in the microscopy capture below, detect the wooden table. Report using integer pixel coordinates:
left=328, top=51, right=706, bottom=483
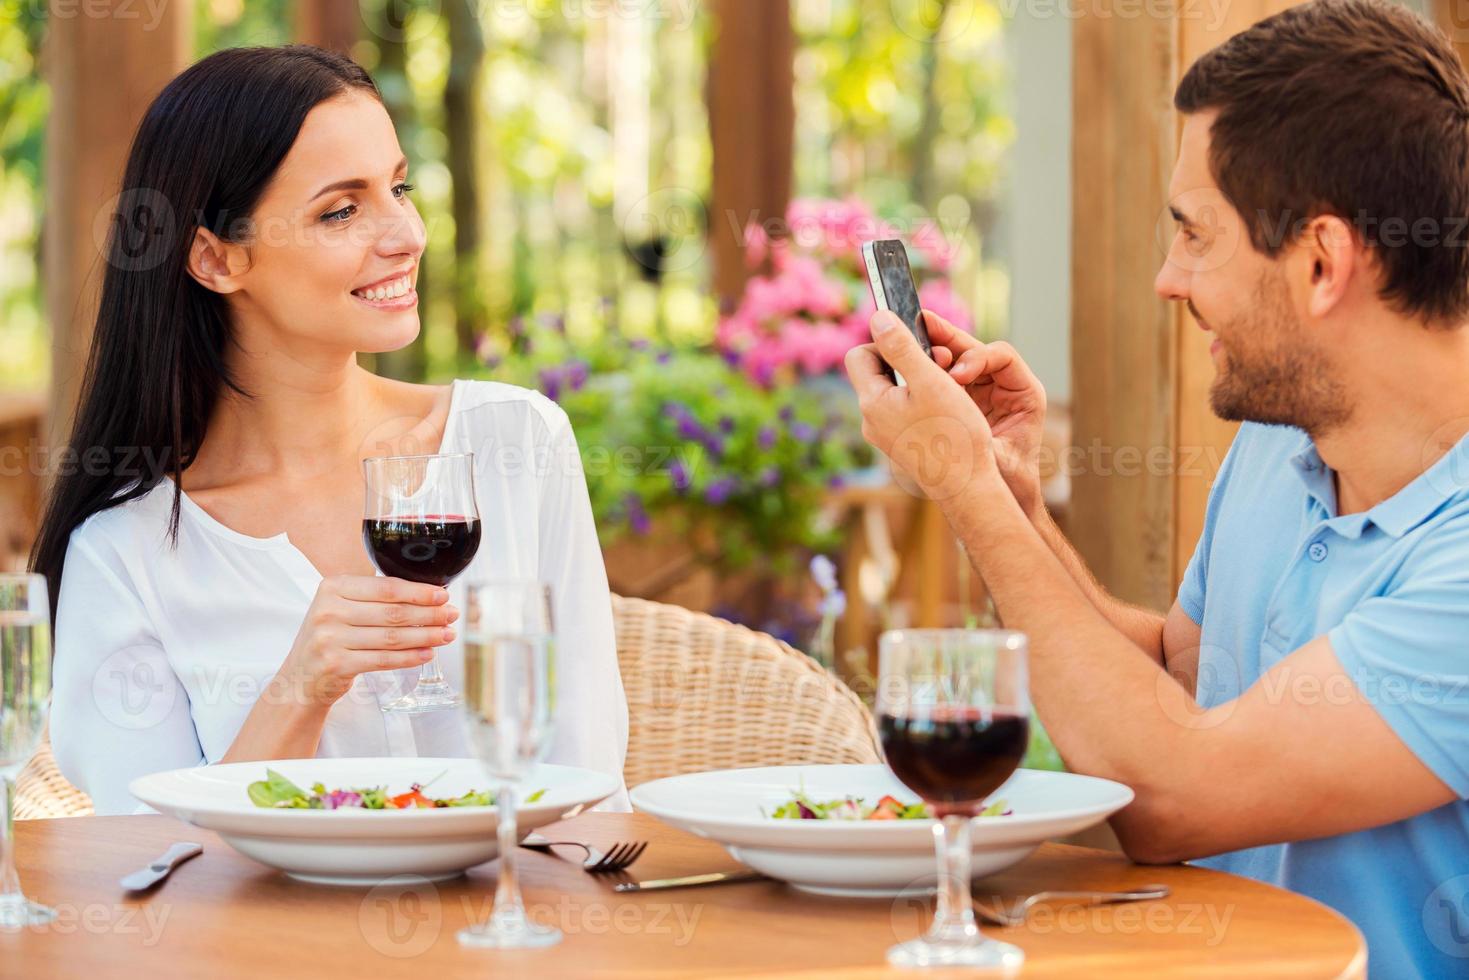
left=5, top=812, right=1365, bottom=978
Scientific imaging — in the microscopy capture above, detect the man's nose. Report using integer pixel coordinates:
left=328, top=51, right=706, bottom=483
left=1154, top=251, right=1189, bottom=303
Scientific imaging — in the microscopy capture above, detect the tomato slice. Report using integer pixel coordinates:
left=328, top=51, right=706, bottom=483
left=870, top=795, right=905, bottom=820
left=390, top=790, right=435, bottom=809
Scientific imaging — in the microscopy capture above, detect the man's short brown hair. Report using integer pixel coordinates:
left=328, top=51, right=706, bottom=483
left=1175, top=0, right=1469, bottom=325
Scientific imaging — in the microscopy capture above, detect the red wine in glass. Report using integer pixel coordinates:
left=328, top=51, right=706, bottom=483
left=362, top=514, right=482, bottom=587
left=877, top=628, right=1029, bottom=972
left=878, top=708, right=1028, bottom=817
left=363, top=451, right=480, bottom=713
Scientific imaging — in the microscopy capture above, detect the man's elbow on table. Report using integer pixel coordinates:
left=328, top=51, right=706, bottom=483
left=1107, top=787, right=1201, bottom=866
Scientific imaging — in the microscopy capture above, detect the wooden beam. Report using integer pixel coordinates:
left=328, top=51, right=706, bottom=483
left=1171, top=4, right=1283, bottom=584
left=1434, top=0, right=1469, bottom=66
left=295, top=0, right=361, bottom=54
left=1068, top=4, right=1180, bottom=610
left=43, top=2, right=192, bottom=449
left=1071, top=2, right=1304, bottom=609
left=707, top=0, right=794, bottom=310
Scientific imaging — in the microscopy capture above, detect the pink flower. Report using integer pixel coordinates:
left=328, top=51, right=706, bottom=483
left=744, top=221, right=768, bottom=270
left=911, top=221, right=958, bottom=274
left=716, top=197, right=976, bottom=384
left=787, top=196, right=879, bottom=257
left=918, top=279, right=973, bottom=334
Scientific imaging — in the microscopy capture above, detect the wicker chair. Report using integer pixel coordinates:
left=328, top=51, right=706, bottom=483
left=13, top=594, right=880, bottom=817
left=14, top=735, right=92, bottom=819
left=611, top=594, right=881, bottom=788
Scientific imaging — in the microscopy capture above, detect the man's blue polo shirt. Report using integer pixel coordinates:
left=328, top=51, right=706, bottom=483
left=1179, top=421, right=1469, bottom=979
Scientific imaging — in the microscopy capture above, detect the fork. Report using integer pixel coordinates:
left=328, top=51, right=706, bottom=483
left=972, top=884, right=1171, bottom=927
left=520, top=834, right=649, bottom=873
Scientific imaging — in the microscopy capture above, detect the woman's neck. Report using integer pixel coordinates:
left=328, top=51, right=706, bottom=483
left=189, top=341, right=388, bottom=488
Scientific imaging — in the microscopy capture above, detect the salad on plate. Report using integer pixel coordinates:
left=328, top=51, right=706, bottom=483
left=765, top=788, right=1011, bottom=821
left=246, top=768, right=546, bottom=811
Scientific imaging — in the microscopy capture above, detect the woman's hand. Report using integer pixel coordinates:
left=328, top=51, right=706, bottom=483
left=275, top=575, right=459, bottom=708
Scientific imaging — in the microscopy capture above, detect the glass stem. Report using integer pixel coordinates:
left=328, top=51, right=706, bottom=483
left=418, top=655, right=446, bottom=688
left=491, top=781, right=525, bottom=925
left=0, top=776, right=22, bottom=904
left=930, top=812, right=981, bottom=943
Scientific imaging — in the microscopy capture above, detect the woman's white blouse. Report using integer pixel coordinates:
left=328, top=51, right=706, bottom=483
left=50, top=380, right=629, bottom=814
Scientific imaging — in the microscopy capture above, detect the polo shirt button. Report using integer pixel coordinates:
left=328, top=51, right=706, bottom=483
left=1308, top=541, right=1328, bottom=562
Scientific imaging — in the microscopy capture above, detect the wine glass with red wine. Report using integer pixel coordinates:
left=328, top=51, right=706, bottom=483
left=363, top=452, right=481, bottom=713
left=877, top=628, right=1030, bottom=973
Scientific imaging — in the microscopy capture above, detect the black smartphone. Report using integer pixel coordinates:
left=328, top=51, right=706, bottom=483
left=861, top=239, right=932, bottom=385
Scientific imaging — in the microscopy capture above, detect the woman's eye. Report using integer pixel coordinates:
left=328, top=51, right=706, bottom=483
left=322, top=183, right=412, bottom=223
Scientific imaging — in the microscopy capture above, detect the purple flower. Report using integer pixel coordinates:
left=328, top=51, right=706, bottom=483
left=791, top=421, right=817, bottom=442
left=819, top=589, right=847, bottom=619
left=538, top=367, right=564, bottom=402
left=676, top=415, right=706, bottom=442
left=758, top=426, right=778, bottom=451
left=625, top=493, right=651, bottom=535
left=757, top=465, right=780, bottom=488
left=720, top=348, right=742, bottom=368
left=656, top=350, right=673, bottom=364
left=567, top=360, right=589, bottom=390
left=705, top=476, right=738, bottom=505
left=629, top=337, right=650, bottom=351
left=810, top=554, right=838, bottom=591
left=718, top=415, right=735, bottom=435
left=827, top=473, right=846, bottom=489
left=669, top=461, right=691, bottom=493
left=779, top=405, right=795, bottom=422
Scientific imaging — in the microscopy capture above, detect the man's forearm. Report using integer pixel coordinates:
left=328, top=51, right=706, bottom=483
left=1029, top=506, right=1167, bottom=664
left=938, top=471, right=1207, bottom=858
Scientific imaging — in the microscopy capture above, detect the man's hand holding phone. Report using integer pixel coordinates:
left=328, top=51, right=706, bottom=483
left=846, top=305, right=1048, bottom=518
left=920, top=311, right=1048, bottom=519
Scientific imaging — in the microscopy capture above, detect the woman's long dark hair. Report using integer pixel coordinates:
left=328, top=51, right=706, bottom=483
left=30, top=45, right=379, bottom=622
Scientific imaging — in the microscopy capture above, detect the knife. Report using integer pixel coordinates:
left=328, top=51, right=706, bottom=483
left=613, top=870, right=766, bottom=893
left=119, top=842, right=204, bottom=892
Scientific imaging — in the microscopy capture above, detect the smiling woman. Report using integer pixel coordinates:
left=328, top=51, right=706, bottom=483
left=28, top=45, right=628, bottom=815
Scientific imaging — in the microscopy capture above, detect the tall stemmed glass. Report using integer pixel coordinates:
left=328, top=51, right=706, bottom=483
left=878, top=628, right=1030, bottom=972
left=457, top=580, right=559, bottom=949
left=362, top=452, right=481, bottom=713
left=0, top=574, right=57, bottom=927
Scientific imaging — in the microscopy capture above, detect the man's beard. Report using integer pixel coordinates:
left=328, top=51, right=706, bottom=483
left=1206, top=270, right=1351, bottom=436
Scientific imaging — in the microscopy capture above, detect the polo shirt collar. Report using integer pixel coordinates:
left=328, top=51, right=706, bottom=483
left=1290, top=428, right=1469, bottom=538
left=1289, top=433, right=1338, bottom=516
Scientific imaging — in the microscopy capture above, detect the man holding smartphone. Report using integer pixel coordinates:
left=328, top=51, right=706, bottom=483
left=846, top=2, right=1469, bottom=976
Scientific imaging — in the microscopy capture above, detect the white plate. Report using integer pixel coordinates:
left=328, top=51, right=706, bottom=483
left=630, top=764, right=1133, bottom=897
left=131, top=757, right=620, bottom=885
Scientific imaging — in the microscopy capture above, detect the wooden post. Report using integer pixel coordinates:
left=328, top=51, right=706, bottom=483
left=1068, top=3, right=1180, bottom=610
left=295, top=0, right=361, bottom=54
left=1069, top=2, right=1306, bottom=609
left=43, top=2, right=192, bottom=449
left=444, top=0, right=487, bottom=359
left=707, top=0, right=795, bottom=310
left=1435, top=0, right=1469, bottom=65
